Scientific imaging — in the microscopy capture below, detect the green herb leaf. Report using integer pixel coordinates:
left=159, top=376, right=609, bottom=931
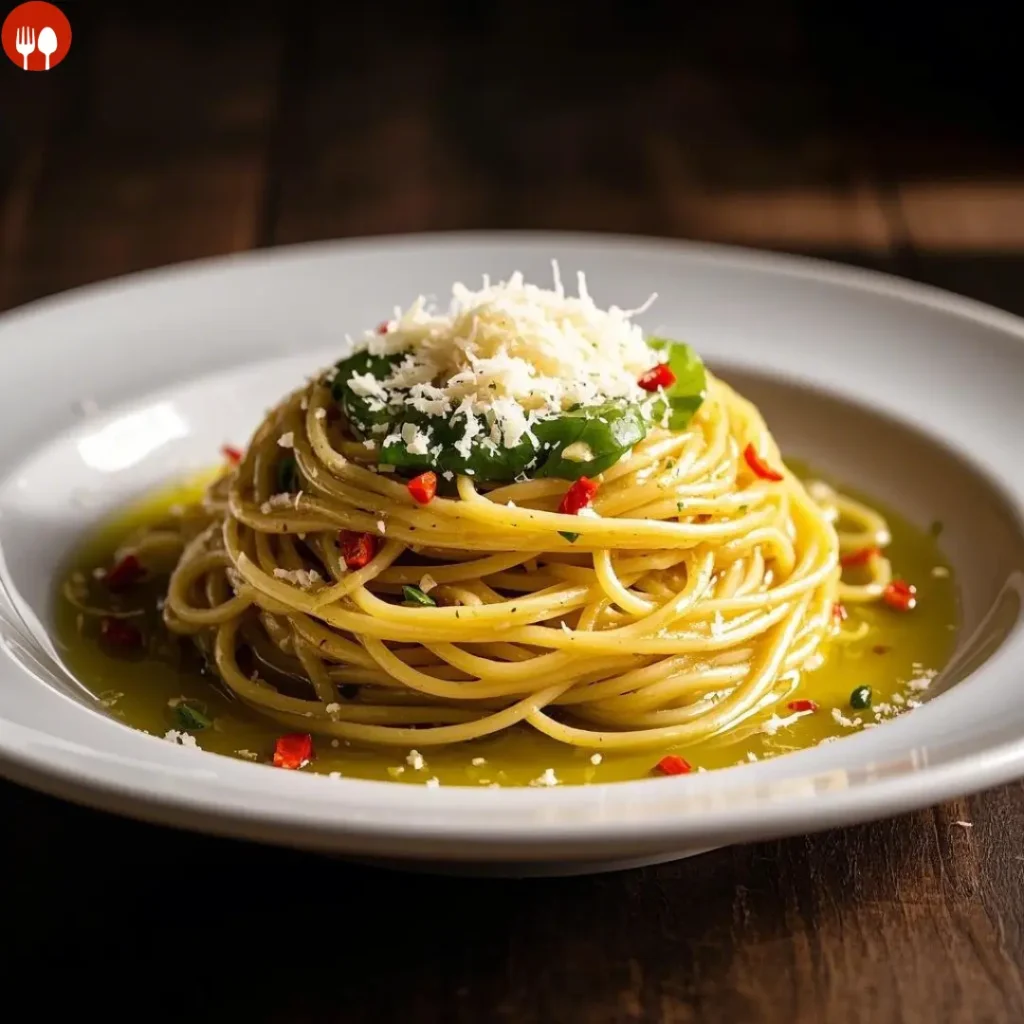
left=534, top=402, right=648, bottom=479
left=558, top=531, right=581, bottom=543
left=173, top=701, right=212, bottom=731
left=378, top=410, right=538, bottom=481
left=276, top=455, right=297, bottom=494
left=850, top=686, right=873, bottom=710
left=331, top=338, right=705, bottom=484
left=647, top=338, right=707, bottom=430
left=378, top=401, right=649, bottom=483
left=330, top=351, right=404, bottom=438
left=402, top=584, right=437, bottom=607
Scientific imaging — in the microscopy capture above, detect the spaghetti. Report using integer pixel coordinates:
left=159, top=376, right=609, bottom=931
left=152, top=271, right=899, bottom=754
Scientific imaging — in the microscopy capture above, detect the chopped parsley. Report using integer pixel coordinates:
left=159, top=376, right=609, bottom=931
left=173, top=700, right=212, bottom=731
left=402, top=585, right=436, bottom=607
left=850, top=686, right=873, bottom=710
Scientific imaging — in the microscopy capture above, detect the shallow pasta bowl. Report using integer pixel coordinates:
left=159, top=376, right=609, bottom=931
left=1, top=232, right=1023, bottom=876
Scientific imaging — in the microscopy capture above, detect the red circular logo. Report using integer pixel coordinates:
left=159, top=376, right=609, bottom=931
left=2, top=2, right=71, bottom=71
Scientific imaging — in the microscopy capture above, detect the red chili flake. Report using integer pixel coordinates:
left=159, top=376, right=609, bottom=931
left=273, top=733, right=313, bottom=769
left=407, top=471, right=437, bottom=505
left=106, top=553, right=144, bottom=592
left=221, top=445, right=243, bottom=464
left=883, top=578, right=917, bottom=612
left=99, top=617, right=142, bottom=649
left=637, top=363, right=676, bottom=392
left=840, top=546, right=880, bottom=568
left=559, top=476, right=599, bottom=515
left=787, top=699, right=818, bottom=713
left=832, top=602, right=848, bottom=623
left=742, top=443, right=783, bottom=482
left=655, top=754, right=692, bottom=776
left=376, top=321, right=390, bottom=334
left=340, top=531, right=377, bottom=569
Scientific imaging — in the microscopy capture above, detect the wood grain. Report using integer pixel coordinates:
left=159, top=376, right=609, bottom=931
left=1, top=3, right=1023, bottom=1021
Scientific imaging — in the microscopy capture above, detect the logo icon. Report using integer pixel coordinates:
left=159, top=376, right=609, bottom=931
left=3, top=2, right=71, bottom=71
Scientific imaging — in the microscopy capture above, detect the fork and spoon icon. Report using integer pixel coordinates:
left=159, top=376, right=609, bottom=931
left=15, top=25, right=58, bottom=70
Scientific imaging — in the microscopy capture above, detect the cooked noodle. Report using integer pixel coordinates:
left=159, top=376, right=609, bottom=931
left=155, top=371, right=894, bottom=752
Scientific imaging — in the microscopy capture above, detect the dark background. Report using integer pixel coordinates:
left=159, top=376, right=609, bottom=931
left=1, top=3, right=1023, bottom=1022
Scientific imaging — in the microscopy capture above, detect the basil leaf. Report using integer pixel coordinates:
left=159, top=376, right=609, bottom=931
left=330, top=351, right=404, bottom=438
left=378, top=412, right=539, bottom=482
left=533, top=402, right=648, bottom=479
left=402, top=585, right=437, bottom=607
left=378, top=401, right=649, bottom=483
left=173, top=701, right=212, bottom=731
left=647, top=338, right=707, bottom=430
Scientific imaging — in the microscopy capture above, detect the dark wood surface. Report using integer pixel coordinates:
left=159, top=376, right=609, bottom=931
left=2, top=4, right=1023, bottom=1021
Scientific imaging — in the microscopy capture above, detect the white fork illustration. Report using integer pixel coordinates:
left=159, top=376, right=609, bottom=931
left=15, top=25, right=35, bottom=70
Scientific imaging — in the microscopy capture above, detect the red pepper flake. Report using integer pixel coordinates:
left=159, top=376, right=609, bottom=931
left=273, top=733, right=313, bottom=769
left=376, top=321, right=390, bottom=334
left=99, top=617, right=142, bottom=649
left=407, top=471, right=437, bottom=505
left=559, top=476, right=599, bottom=515
left=742, top=443, right=783, bottom=482
left=840, top=546, right=880, bottom=568
left=832, top=602, right=848, bottom=623
left=787, top=699, right=818, bottom=713
left=883, top=578, right=917, bottom=611
left=637, top=363, right=676, bottom=392
left=655, top=754, right=692, bottom=776
left=221, top=445, right=243, bottom=465
left=340, top=531, right=377, bottom=569
left=106, top=553, right=144, bottom=592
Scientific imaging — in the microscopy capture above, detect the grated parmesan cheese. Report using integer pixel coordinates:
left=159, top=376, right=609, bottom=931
left=344, top=267, right=661, bottom=459
left=406, top=749, right=425, bottom=770
left=529, top=768, right=559, bottom=787
left=164, top=729, right=198, bottom=748
left=831, top=707, right=861, bottom=728
left=272, top=568, right=322, bottom=588
left=419, top=573, right=438, bottom=594
left=277, top=432, right=295, bottom=448
left=561, top=441, right=594, bottom=463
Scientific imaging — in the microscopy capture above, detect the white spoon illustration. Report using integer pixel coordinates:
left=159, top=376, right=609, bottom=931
left=38, top=26, right=57, bottom=70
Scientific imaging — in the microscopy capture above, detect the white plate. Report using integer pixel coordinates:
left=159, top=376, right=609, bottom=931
left=1, top=233, right=1023, bottom=876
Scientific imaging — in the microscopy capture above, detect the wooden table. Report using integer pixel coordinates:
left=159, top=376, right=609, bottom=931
left=2, top=5, right=1022, bottom=1020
